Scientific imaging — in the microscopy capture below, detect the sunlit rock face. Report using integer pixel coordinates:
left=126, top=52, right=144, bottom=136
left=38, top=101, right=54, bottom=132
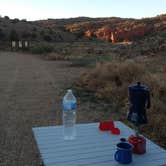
left=85, top=25, right=154, bottom=42
left=85, top=30, right=94, bottom=38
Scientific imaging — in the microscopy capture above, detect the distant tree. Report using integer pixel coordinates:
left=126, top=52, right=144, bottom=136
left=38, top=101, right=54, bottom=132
left=11, top=18, right=19, bottom=23
left=21, top=19, right=27, bottom=22
left=22, top=31, right=37, bottom=40
left=0, top=28, right=6, bottom=40
left=4, top=16, right=10, bottom=19
left=9, top=29, right=19, bottom=41
left=22, top=32, right=30, bottom=39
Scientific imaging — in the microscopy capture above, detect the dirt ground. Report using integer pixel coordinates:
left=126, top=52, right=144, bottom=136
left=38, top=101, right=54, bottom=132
left=0, top=52, right=89, bottom=166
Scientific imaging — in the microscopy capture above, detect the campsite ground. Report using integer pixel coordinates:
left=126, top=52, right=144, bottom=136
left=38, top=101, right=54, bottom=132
left=0, top=51, right=165, bottom=166
left=0, top=52, right=88, bottom=166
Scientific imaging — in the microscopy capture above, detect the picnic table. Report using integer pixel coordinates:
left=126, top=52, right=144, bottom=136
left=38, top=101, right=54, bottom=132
left=32, top=121, right=166, bottom=166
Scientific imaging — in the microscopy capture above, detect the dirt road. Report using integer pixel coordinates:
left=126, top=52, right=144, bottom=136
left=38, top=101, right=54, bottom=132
left=0, top=52, right=85, bottom=166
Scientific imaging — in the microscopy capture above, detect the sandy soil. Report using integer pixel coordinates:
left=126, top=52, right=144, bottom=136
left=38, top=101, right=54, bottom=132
left=0, top=52, right=86, bottom=166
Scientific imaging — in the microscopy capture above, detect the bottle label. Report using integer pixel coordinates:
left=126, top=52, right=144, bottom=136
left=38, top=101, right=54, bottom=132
left=63, top=102, right=77, bottom=111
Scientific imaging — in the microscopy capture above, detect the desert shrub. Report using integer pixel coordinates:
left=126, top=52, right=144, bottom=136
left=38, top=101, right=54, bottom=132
left=0, top=29, right=6, bottom=40
left=31, top=33, right=37, bottom=39
left=22, top=32, right=37, bottom=39
left=21, top=32, right=30, bottom=39
left=30, top=43, right=54, bottom=54
left=76, top=62, right=145, bottom=104
left=75, top=61, right=166, bottom=148
left=45, top=53, right=70, bottom=60
left=21, top=19, right=27, bottom=22
left=69, top=55, right=108, bottom=67
left=70, top=57, right=95, bottom=67
left=48, top=28, right=53, bottom=34
left=9, top=29, right=19, bottom=41
left=43, top=35, right=52, bottom=42
left=11, top=18, right=19, bottom=23
left=75, top=31, right=85, bottom=39
left=56, top=34, right=63, bottom=41
left=76, top=61, right=165, bottom=104
left=32, top=27, right=37, bottom=31
left=4, top=16, right=10, bottom=19
left=40, top=30, right=45, bottom=36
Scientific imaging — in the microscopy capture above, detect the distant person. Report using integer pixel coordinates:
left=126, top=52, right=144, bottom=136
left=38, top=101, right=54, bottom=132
left=11, top=41, right=16, bottom=51
left=24, top=41, right=29, bottom=48
left=18, top=41, right=23, bottom=48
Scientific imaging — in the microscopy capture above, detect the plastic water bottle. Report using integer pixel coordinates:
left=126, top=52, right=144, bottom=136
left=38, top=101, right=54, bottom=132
left=63, top=89, right=76, bottom=140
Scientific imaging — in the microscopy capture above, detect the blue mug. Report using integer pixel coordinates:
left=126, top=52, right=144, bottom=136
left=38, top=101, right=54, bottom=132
left=114, top=141, right=132, bottom=164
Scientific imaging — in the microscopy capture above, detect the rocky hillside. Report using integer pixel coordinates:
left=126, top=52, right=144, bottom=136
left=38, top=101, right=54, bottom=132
left=0, top=14, right=165, bottom=43
left=66, top=14, right=166, bottom=42
left=0, top=16, right=77, bottom=42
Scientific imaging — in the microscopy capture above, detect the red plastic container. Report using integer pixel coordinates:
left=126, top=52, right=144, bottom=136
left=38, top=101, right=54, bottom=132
left=99, top=121, right=120, bottom=135
left=111, top=128, right=120, bottom=135
left=128, top=135, right=146, bottom=154
left=99, top=121, right=114, bottom=131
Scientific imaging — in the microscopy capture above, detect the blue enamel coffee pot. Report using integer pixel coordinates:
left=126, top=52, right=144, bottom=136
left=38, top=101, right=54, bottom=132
left=127, top=82, right=151, bottom=125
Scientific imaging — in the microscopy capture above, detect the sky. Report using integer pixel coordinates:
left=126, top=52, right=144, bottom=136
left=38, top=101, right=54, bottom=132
left=0, top=0, right=165, bottom=21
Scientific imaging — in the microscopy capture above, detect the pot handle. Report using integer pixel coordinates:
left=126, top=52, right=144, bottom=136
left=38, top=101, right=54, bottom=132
left=114, top=151, right=120, bottom=161
left=147, top=90, right=151, bottom=109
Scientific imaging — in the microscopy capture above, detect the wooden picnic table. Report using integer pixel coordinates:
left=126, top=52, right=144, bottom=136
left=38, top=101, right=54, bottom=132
left=32, top=121, right=166, bottom=166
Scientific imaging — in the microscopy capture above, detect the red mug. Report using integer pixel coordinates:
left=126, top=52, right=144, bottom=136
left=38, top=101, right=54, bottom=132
left=128, top=135, right=146, bottom=154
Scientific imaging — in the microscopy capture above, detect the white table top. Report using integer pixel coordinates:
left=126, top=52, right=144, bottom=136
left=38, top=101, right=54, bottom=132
left=32, top=121, right=166, bottom=166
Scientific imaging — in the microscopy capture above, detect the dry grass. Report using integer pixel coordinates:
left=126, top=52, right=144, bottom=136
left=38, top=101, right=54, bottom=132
left=76, top=62, right=146, bottom=103
left=45, top=52, right=71, bottom=60
left=75, top=60, right=166, bottom=148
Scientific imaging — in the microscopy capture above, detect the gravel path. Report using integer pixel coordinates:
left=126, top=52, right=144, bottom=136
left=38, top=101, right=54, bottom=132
left=0, top=52, right=84, bottom=166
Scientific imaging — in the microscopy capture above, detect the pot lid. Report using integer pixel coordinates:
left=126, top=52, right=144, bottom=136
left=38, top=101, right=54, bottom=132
left=129, top=82, right=148, bottom=91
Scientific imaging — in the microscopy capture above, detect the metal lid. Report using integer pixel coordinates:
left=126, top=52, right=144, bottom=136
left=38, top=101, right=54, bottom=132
left=129, top=82, right=148, bottom=91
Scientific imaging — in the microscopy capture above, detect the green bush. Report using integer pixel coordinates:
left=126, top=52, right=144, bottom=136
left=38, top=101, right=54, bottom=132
left=30, top=44, right=54, bottom=54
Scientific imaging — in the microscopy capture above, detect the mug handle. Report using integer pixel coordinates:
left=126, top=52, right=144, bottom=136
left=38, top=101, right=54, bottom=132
left=114, top=151, right=120, bottom=161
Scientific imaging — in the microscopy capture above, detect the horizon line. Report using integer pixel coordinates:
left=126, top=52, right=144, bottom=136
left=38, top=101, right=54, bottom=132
left=0, top=13, right=165, bottom=22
